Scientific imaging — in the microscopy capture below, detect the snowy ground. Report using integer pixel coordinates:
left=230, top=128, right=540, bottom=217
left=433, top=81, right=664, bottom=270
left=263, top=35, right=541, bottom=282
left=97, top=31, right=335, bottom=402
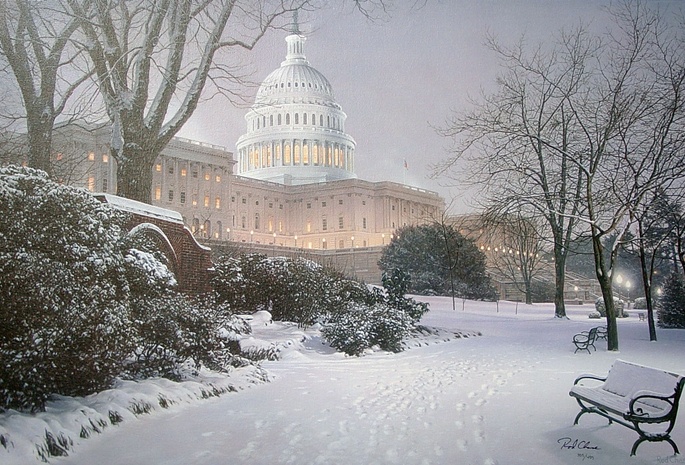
left=4, top=297, right=685, bottom=465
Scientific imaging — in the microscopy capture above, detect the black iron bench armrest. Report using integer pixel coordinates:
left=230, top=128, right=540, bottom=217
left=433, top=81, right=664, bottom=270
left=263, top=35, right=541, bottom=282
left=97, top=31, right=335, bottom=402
left=573, top=374, right=607, bottom=385
left=628, top=390, right=676, bottom=418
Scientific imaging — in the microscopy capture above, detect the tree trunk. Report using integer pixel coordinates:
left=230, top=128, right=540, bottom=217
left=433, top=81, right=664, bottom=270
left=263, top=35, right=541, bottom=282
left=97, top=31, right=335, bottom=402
left=114, top=145, right=155, bottom=204
left=591, top=235, right=619, bottom=351
left=26, top=114, right=55, bottom=178
left=553, top=245, right=567, bottom=318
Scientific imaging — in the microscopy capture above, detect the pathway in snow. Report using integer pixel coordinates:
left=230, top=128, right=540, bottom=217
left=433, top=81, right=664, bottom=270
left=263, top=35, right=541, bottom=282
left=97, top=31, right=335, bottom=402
left=55, top=334, right=533, bottom=465
left=51, top=301, right=685, bottom=465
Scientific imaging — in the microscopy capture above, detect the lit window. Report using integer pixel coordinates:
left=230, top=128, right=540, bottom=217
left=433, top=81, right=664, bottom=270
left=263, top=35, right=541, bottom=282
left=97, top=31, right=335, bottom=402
left=181, top=168, right=187, bottom=177
left=156, top=164, right=162, bottom=172
left=55, top=152, right=63, bottom=161
left=87, top=176, right=95, bottom=191
left=192, top=194, right=198, bottom=206
left=88, top=152, right=95, bottom=161
left=204, top=195, right=210, bottom=207
left=215, top=174, right=221, bottom=183
left=307, top=221, right=311, bottom=232
left=215, top=197, right=221, bottom=209
left=155, top=186, right=161, bottom=200
left=102, top=154, right=109, bottom=163
left=204, top=172, right=210, bottom=181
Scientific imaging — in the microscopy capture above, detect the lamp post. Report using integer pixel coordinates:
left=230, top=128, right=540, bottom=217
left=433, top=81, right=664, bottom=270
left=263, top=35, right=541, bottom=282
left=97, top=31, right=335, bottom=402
left=382, top=233, right=385, bottom=245
left=250, top=230, right=254, bottom=243
left=226, top=227, right=231, bottom=241
left=294, top=235, right=298, bottom=248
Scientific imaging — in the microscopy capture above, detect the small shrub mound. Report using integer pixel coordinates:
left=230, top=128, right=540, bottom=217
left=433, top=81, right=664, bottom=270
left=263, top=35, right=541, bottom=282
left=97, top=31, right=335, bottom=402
left=321, top=269, right=429, bottom=356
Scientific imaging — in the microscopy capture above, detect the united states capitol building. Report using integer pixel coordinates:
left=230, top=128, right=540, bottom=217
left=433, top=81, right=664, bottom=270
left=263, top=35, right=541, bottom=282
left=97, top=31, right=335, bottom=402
left=48, top=25, right=444, bottom=254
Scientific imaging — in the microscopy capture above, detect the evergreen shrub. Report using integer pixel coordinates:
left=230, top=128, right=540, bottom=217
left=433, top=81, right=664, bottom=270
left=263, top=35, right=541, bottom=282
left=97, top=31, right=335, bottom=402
left=658, top=273, right=685, bottom=328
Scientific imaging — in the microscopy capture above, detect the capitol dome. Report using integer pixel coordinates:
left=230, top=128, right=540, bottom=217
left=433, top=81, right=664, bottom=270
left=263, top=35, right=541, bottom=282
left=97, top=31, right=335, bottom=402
left=236, top=26, right=356, bottom=185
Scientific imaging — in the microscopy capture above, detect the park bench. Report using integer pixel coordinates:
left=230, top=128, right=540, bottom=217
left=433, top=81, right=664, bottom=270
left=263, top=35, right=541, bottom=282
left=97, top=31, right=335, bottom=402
left=572, top=327, right=599, bottom=354
left=569, top=359, right=685, bottom=456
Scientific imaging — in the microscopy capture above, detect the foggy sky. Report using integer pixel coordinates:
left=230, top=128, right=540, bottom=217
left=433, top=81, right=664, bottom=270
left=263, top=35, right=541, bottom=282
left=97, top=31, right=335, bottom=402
left=177, top=1, right=679, bottom=214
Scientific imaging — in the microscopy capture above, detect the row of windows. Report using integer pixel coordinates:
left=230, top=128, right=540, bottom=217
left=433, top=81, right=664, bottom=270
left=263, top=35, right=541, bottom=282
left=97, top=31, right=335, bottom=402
left=242, top=140, right=351, bottom=171
left=253, top=112, right=342, bottom=131
left=154, top=187, right=221, bottom=209
left=155, top=163, right=222, bottom=182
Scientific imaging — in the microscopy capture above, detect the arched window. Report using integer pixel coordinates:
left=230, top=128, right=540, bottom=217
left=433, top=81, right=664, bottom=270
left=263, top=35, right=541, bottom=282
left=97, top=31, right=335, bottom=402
left=319, top=115, right=324, bottom=126
left=312, top=144, right=319, bottom=165
left=275, top=144, right=281, bottom=164
left=278, top=114, right=282, bottom=125
left=254, top=214, right=260, bottom=230
left=295, top=113, right=299, bottom=124
left=284, top=143, right=291, bottom=165
left=269, top=115, right=273, bottom=126
left=267, top=145, right=272, bottom=167
left=294, top=143, right=301, bottom=165
left=303, top=143, right=309, bottom=165
left=303, top=113, right=308, bottom=125
left=312, top=113, right=316, bottom=125
left=286, top=113, right=291, bottom=125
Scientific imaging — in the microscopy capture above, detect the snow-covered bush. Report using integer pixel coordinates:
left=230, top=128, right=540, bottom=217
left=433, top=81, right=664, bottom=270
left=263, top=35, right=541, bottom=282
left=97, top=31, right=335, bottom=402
left=321, top=270, right=428, bottom=356
left=212, top=254, right=374, bottom=327
left=658, top=273, right=685, bottom=328
left=594, top=296, right=625, bottom=317
left=321, top=302, right=373, bottom=356
left=321, top=301, right=415, bottom=355
left=633, top=297, right=647, bottom=309
left=0, top=166, right=133, bottom=412
left=382, top=268, right=429, bottom=323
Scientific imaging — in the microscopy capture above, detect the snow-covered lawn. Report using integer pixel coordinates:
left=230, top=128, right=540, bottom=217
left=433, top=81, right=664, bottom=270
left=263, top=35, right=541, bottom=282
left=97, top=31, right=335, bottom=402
left=4, top=297, right=685, bottom=465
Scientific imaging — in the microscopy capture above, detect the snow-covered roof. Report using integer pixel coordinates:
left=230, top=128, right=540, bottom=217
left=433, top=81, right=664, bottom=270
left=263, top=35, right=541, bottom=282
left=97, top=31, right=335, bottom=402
left=95, top=193, right=184, bottom=224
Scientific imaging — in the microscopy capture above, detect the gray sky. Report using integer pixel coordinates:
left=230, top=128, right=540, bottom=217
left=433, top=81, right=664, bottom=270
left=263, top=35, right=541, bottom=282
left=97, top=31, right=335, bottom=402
left=177, top=0, right=678, bottom=213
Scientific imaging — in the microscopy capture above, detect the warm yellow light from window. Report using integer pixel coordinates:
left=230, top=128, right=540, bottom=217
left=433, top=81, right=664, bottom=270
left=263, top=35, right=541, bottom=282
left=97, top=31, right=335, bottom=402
left=156, top=164, right=162, bottom=172
left=155, top=186, right=161, bottom=200
left=87, top=176, right=95, bottom=191
left=181, top=168, right=187, bottom=176
left=88, top=152, right=95, bottom=161
left=102, top=154, right=109, bottom=163
left=204, top=195, right=210, bottom=207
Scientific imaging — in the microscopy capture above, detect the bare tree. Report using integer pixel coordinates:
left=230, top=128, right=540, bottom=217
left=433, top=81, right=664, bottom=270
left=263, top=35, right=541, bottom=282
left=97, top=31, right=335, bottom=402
left=434, top=27, right=590, bottom=318
left=0, top=0, right=91, bottom=177
left=480, top=211, right=545, bottom=305
left=61, top=0, right=319, bottom=203
left=436, top=1, right=685, bottom=350
left=564, top=2, right=685, bottom=350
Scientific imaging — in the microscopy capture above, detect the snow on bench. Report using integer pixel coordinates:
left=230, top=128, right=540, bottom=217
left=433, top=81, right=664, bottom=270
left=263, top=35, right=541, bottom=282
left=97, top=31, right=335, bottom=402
left=569, top=359, right=685, bottom=456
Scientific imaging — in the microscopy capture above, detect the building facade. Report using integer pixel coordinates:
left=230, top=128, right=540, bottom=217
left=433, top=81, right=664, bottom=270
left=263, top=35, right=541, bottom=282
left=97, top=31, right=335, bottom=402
left=25, top=26, right=444, bottom=252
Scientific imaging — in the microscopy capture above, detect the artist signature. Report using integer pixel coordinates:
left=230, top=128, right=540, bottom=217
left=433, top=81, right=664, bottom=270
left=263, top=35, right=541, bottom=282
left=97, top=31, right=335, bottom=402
left=557, top=437, right=601, bottom=451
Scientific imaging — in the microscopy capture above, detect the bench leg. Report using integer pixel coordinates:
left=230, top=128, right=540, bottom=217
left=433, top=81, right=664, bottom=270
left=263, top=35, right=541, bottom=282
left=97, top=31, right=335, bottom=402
left=631, top=435, right=679, bottom=456
left=573, top=399, right=613, bottom=426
